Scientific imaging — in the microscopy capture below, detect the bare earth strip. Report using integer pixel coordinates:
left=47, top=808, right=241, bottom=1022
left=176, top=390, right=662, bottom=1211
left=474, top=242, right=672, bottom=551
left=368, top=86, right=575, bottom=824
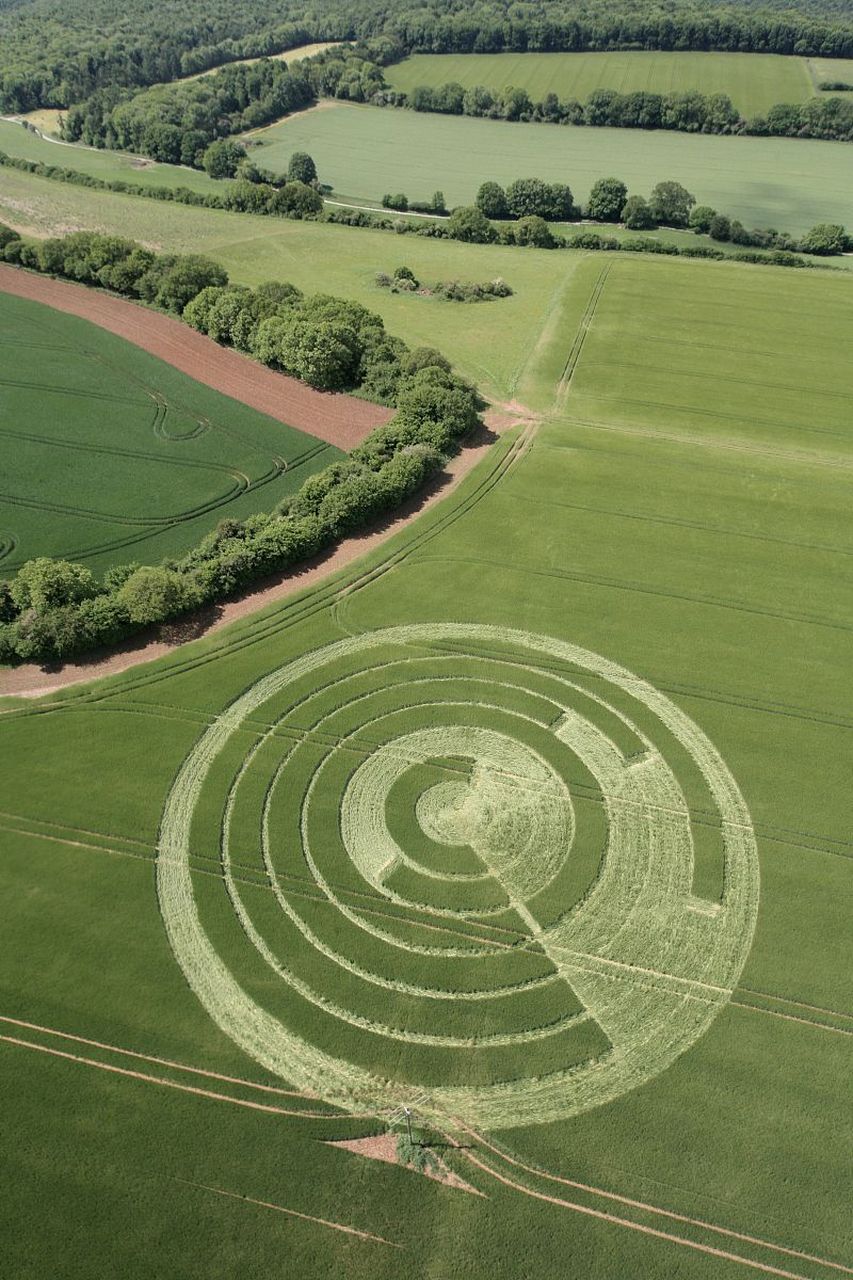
left=179, top=1181, right=402, bottom=1248
left=0, top=1013, right=318, bottom=1098
left=461, top=1150, right=819, bottom=1280
left=463, top=1129, right=853, bottom=1277
left=0, top=1032, right=376, bottom=1119
left=0, top=264, right=393, bottom=447
left=0, top=419, right=511, bottom=698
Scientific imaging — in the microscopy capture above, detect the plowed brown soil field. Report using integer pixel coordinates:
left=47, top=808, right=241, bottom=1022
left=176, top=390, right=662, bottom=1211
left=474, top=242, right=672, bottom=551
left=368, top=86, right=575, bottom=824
left=0, top=264, right=393, bottom=447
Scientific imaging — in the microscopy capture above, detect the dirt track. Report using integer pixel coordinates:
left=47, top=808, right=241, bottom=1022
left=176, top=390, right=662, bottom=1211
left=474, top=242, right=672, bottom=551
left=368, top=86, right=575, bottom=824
left=0, top=416, right=520, bottom=699
left=0, top=263, right=393, bottom=447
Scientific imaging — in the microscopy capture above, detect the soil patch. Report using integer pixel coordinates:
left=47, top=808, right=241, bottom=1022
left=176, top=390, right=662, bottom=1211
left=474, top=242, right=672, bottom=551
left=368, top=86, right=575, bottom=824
left=328, top=1133, right=484, bottom=1196
left=0, top=263, right=393, bottom=447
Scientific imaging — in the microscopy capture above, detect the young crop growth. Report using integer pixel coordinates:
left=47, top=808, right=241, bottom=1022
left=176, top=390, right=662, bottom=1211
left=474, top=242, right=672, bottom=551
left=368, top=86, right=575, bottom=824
left=158, top=624, right=759, bottom=1130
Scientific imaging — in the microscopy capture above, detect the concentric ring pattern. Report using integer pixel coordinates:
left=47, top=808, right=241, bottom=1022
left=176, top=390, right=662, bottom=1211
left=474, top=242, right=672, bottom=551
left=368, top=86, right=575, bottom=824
left=157, top=624, right=759, bottom=1129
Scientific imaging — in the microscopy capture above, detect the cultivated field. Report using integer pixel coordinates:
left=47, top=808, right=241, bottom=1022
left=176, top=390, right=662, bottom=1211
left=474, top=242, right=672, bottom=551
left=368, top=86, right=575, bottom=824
left=1, top=166, right=851, bottom=417
left=385, top=50, right=817, bottom=116
left=1, top=251, right=850, bottom=1278
left=0, top=289, right=342, bottom=573
left=243, top=101, right=853, bottom=231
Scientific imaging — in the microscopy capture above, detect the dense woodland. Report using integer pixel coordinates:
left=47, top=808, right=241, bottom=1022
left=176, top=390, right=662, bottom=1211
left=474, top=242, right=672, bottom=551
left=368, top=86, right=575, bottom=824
left=2, top=0, right=853, bottom=111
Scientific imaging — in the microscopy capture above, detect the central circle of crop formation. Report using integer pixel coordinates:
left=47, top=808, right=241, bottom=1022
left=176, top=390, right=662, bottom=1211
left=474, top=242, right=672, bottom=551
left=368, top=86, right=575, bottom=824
left=157, top=624, right=759, bottom=1130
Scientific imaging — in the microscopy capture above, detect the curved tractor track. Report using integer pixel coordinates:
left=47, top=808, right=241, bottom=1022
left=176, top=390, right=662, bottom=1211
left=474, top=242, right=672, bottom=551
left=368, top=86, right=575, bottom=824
left=0, top=264, right=393, bottom=448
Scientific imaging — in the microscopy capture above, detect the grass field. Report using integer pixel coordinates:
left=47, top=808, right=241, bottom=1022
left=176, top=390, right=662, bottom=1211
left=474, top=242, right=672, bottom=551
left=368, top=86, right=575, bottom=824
left=0, top=292, right=339, bottom=574
left=1, top=165, right=851, bottom=419
left=385, top=50, right=817, bottom=116
left=3, top=99, right=852, bottom=238
left=1, top=250, right=850, bottom=1277
left=0, top=118, right=220, bottom=193
left=243, top=101, right=853, bottom=232
left=807, top=56, right=853, bottom=97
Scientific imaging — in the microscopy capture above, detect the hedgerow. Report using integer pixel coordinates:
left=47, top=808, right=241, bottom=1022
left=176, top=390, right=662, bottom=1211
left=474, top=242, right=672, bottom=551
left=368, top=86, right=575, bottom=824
left=2, top=147, right=847, bottom=264
left=0, top=227, right=481, bottom=664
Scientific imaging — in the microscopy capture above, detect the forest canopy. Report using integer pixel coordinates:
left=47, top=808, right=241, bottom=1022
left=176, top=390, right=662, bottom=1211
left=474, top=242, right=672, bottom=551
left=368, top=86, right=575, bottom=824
left=1, top=0, right=852, bottom=111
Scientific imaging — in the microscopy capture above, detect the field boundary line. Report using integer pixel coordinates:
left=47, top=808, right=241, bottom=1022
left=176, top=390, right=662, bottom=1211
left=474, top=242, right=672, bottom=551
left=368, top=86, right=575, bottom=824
left=179, top=1181, right=403, bottom=1247
left=548, top=417, right=853, bottom=471
left=414, top=552, right=853, bottom=633
left=557, top=262, right=612, bottom=404
left=0, top=264, right=392, bottom=448
left=573, top=390, right=852, bottom=445
left=728, top=1001, right=853, bottom=1038
left=0, top=1014, right=317, bottom=1098
left=737, top=988, right=853, bottom=1022
left=462, top=1130, right=853, bottom=1277
left=584, top=356, right=853, bottom=405
left=0, top=1032, right=366, bottom=1118
left=508, top=491, right=853, bottom=558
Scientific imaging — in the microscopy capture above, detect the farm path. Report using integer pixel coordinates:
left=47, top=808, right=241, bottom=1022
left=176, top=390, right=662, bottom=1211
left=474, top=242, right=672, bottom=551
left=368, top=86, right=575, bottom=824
left=0, top=414, right=516, bottom=699
left=0, top=264, right=393, bottom=447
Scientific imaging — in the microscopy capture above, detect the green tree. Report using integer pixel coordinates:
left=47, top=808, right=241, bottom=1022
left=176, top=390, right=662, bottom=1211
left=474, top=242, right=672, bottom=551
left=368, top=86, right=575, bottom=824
left=586, top=177, right=628, bottom=223
left=511, top=216, right=555, bottom=248
left=201, top=138, right=246, bottom=179
left=800, top=223, right=847, bottom=255
left=506, top=177, right=551, bottom=219
left=152, top=255, right=228, bottom=313
left=268, top=181, right=324, bottom=218
left=689, top=205, right=717, bottom=234
left=447, top=206, right=496, bottom=244
left=648, top=180, right=696, bottom=227
left=501, top=86, right=533, bottom=121
left=622, top=195, right=656, bottom=230
left=279, top=321, right=361, bottom=391
left=10, top=557, right=96, bottom=614
left=462, top=85, right=494, bottom=117
left=475, top=181, right=509, bottom=220
left=117, top=566, right=195, bottom=625
left=709, top=213, right=732, bottom=241
left=287, top=151, right=317, bottom=185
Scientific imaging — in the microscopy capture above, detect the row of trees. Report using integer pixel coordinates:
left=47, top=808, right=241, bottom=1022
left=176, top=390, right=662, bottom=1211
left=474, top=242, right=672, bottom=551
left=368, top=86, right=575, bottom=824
left=0, top=148, right=325, bottom=221
left=0, top=219, right=417, bottom=401
left=469, top=175, right=852, bottom=255
left=0, top=226, right=481, bottom=664
left=376, top=265, right=513, bottom=301
left=57, top=44, right=389, bottom=165
left=0, top=224, right=227, bottom=310
left=184, top=282, right=411, bottom=400
left=3, top=143, right=847, bottom=260
left=390, top=79, right=853, bottom=142
left=3, top=0, right=852, bottom=113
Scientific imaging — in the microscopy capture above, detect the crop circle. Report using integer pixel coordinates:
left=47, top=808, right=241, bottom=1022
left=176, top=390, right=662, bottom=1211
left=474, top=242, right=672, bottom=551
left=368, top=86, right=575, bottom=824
left=157, top=624, right=759, bottom=1129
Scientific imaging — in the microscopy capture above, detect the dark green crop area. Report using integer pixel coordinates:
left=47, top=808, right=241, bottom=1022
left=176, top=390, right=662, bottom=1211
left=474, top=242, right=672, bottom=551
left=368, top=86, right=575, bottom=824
left=1, top=250, right=850, bottom=1278
left=0, top=292, right=339, bottom=574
